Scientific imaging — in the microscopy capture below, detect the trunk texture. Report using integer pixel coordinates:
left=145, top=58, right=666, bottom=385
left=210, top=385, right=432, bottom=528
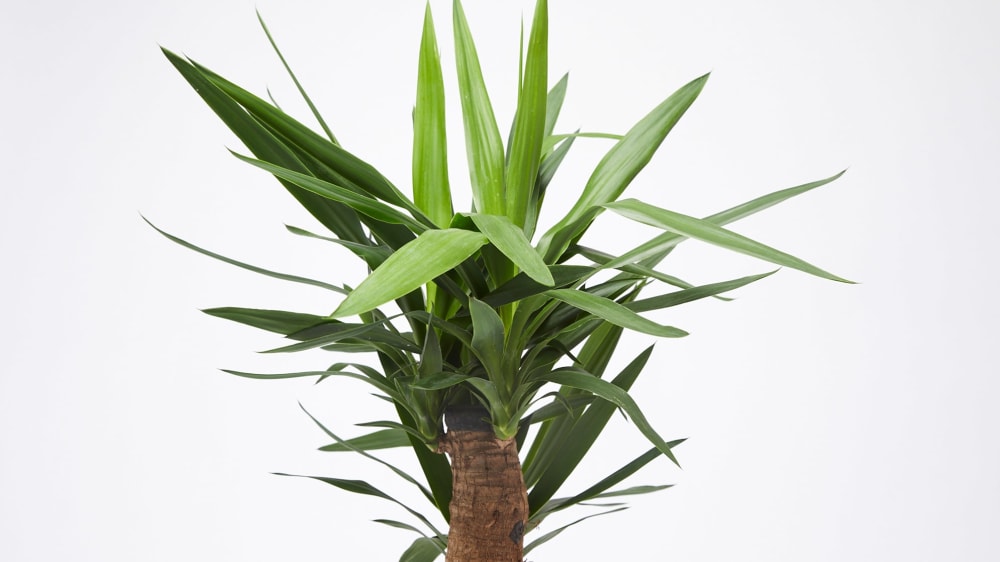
left=439, top=406, right=528, bottom=562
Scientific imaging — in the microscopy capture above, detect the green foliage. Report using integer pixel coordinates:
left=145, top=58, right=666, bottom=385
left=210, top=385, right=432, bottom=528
left=155, top=1, right=850, bottom=559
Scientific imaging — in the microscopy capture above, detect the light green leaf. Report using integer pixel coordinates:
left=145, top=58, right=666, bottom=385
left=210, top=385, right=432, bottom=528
left=468, top=298, right=506, bottom=384
left=535, top=369, right=680, bottom=465
left=332, top=229, right=488, bottom=319
left=605, top=198, right=854, bottom=283
left=413, top=3, right=453, bottom=228
left=453, top=0, right=505, bottom=215
left=544, top=289, right=687, bottom=338
left=470, top=213, right=554, bottom=285
left=505, top=0, right=548, bottom=228
left=537, top=73, right=709, bottom=262
left=543, top=73, right=568, bottom=139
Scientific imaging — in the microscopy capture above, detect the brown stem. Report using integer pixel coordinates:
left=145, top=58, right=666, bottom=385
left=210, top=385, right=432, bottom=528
left=438, top=406, right=528, bottom=562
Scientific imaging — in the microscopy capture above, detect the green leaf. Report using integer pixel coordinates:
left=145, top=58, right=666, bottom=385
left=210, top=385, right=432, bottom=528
left=202, top=307, right=326, bottom=335
left=593, top=484, right=673, bottom=498
left=143, top=217, right=346, bottom=294
left=526, top=346, right=648, bottom=509
left=534, top=369, right=680, bottom=465
left=468, top=298, right=506, bottom=385
left=231, top=152, right=430, bottom=232
left=470, top=213, right=554, bottom=286
left=301, top=406, right=436, bottom=506
left=332, top=229, right=489, bottom=319
left=276, top=473, right=443, bottom=537
left=453, top=0, right=505, bottom=215
left=256, top=10, right=337, bottom=144
left=536, top=446, right=679, bottom=519
left=319, top=428, right=411, bottom=452
left=608, top=171, right=848, bottom=271
left=505, top=0, right=548, bottom=228
left=408, top=372, right=470, bottom=391
left=413, top=3, right=453, bottom=228
left=627, top=270, right=777, bottom=313
left=537, top=73, right=710, bottom=262
left=604, top=198, right=854, bottom=283
left=399, top=536, right=445, bottom=562
left=161, top=49, right=369, bottom=244
left=285, top=224, right=391, bottom=267
left=543, top=73, right=569, bottom=139
left=544, top=289, right=687, bottom=338
left=523, top=507, right=628, bottom=555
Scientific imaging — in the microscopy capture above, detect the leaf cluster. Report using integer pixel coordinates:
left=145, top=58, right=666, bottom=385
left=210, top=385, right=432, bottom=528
left=155, top=1, right=851, bottom=559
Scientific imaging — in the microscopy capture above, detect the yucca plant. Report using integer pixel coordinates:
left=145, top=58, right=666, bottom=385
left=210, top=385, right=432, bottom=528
left=153, top=1, right=851, bottom=560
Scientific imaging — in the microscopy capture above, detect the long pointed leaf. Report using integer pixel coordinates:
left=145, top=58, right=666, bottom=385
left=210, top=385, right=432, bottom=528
left=256, top=10, right=337, bottom=144
left=505, top=0, right=548, bottom=228
left=605, top=198, right=854, bottom=283
left=452, top=0, right=505, bottom=215
left=534, top=369, right=680, bottom=465
left=413, top=4, right=453, bottom=227
left=544, top=289, right=687, bottom=338
left=332, top=229, right=489, bottom=319
left=470, top=213, right=554, bottom=285
left=538, top=73, right=709, bottom=262
left=144, top=217, right=346, bottom=294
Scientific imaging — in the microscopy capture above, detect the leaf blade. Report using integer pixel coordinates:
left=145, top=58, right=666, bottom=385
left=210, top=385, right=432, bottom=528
left=332, top=229, right=489, bottom=319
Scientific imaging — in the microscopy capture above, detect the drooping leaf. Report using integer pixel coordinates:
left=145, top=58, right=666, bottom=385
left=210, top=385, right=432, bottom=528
left=526, top=346, right=648, bottom=509
left=399, top=536, right=446, bottom=562
left=276, top=473, right=444, bottom=537
left=332, top=229, right=489, bottom=319
left=534, top=369, right=680, bottom=465
left=301, top=405, right=435, bottom=505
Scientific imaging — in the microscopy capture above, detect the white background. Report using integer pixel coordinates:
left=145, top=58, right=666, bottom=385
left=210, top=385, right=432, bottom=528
left=3, top=0, right=999, bottom=560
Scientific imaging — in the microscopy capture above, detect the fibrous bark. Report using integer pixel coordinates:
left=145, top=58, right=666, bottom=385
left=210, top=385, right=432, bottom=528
left=438, top=406, right=528, bottom=562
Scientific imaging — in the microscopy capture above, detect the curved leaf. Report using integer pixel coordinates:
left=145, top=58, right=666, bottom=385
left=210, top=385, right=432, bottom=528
left=535, top=370, right=680, bottom=465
